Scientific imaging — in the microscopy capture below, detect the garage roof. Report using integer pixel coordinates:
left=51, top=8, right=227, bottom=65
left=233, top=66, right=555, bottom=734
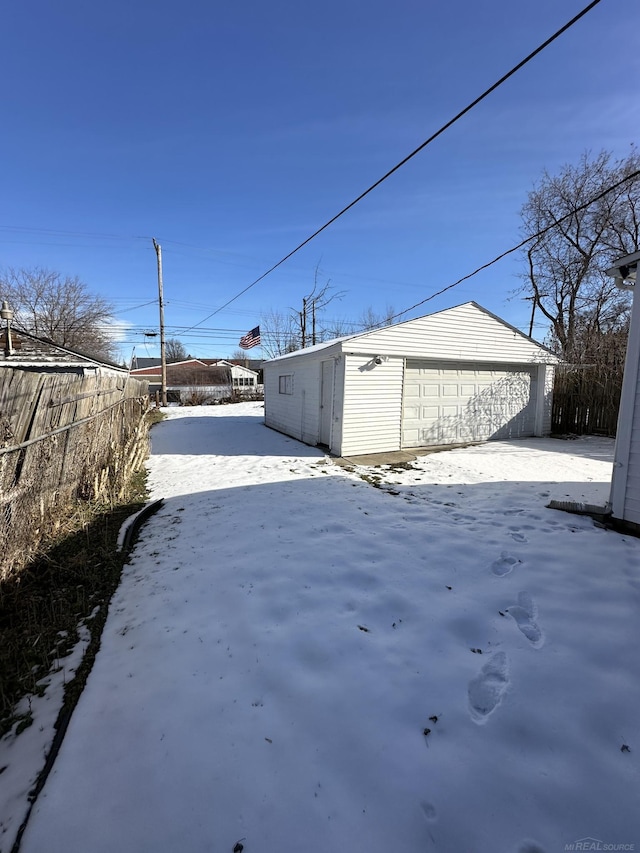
left=265, top=302, right=558, bottom=364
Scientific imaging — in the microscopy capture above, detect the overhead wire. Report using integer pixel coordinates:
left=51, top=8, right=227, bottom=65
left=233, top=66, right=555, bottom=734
left=132, top=163, right=640, bottom=348
left=0, top=225, right=150, bottom=242
left=181, top=0, right=602, bottom=333
left=382, top=167, right=640, bottom=326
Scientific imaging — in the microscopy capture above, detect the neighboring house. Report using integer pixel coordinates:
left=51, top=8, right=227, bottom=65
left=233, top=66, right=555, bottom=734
left=607, top=250, right=640, bottom=530
left=130, top=359, right=260, bottom=402
left=0, top=327, right=128, bottom=377
left=263, top=301, right=558, bottom=457
left=130, top=358, right=259, bottom=401
left=216, top=360, right=260, bottom=390
left=130, top=358, right=208, bottom=387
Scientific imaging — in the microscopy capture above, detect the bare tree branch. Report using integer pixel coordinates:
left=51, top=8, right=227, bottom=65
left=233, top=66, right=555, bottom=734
left=1, top=267, right=117, bottom=362
left=519, top=148, right=640, bottom=361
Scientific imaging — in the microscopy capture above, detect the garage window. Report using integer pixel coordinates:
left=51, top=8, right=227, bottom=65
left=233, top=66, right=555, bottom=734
left=279, top=374, right=293, bottom=395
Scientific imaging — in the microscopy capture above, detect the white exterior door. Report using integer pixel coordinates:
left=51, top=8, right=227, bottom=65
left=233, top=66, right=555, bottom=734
left=319, top=360, right=334, bottom=446
left=402, top=360, right=536, bottom=448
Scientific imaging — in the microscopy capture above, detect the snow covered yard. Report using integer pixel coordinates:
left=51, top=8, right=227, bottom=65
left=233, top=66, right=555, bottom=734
left=8, top=403, right=640, bottom=853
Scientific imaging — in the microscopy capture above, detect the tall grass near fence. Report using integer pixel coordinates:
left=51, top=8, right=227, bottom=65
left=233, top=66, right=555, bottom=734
left=0, top=369, right=150, bottom=581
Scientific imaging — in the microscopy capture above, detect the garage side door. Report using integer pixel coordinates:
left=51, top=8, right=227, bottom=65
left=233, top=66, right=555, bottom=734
left=402, top=361, right=536, bottom=448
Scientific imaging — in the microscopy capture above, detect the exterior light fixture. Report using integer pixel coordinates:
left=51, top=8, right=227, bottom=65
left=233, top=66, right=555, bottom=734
left=605, top=249, right=640, bottom=291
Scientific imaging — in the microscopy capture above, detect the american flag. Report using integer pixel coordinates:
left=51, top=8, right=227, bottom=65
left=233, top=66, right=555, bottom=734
left=239, top=325, right=261, bottom=349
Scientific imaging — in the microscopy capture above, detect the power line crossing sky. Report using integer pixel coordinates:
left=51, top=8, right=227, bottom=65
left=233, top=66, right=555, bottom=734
left=1, top=0, right=638, bottom=358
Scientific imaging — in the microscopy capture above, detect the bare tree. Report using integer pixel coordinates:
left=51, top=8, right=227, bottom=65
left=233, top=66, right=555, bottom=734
left=322, top=305, right=396, bottom=340
left=260, top=308, right=300, bottom=359
left=321, top=317, right=355, bottom=339
left=165, top=337, right=188, bottom=361
left=295, top=267, right=345, bottom=347
left=229, top=349, right=248, bottom=361
left=519, top=148, right=640, bottom=360
left=262, top=271, right=386, bottom=356
left=0, top=267, right=117, bottom=361
left=357, top=304, right=396, bottom=330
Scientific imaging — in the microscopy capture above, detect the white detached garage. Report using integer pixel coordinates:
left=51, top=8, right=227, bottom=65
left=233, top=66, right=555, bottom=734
left=263, top=302, right=558, bottom=457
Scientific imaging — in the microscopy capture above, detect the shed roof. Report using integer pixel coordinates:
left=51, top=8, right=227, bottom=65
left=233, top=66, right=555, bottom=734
left=0, top=328, right=127, bottom=372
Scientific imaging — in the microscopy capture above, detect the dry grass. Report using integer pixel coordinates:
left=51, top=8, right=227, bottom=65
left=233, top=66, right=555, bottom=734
left=0, top=439, right=156, bottom=737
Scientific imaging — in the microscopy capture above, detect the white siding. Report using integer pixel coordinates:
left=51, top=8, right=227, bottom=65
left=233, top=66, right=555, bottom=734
left=344, top=302, right=555, bottom=364
left=611, top=286, right=640, bottom=525
left=263, top=357, right=323, bottom=445
left=532, top=364, right=554, bottom=436
left=263, top=302, right=557, bottom=457
left=330, top=356, right=346, bottom=454
left=622, top=368, right=640, bottom=524
left=229, top=364, right=258, bottom=386
left=340, top=355, right=404, bottom=456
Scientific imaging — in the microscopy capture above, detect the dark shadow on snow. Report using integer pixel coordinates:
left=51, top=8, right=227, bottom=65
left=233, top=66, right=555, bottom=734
left=150, top=415, right=326, bottom=458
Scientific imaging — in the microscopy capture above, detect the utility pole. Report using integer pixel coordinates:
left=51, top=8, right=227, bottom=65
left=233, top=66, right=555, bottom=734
left=300, top=297, right=307, bottom=348
left=152, top=238, right=167, bottom=406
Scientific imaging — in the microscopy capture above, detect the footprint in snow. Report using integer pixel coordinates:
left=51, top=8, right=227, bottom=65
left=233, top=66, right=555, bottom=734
left=509, top=527, right=529, bottom=543
left=419, top=800, right=437, bottom=822
left=468, top=651, right=509, bottom=723
left=516, top=841, right=547, bottom=853
left=506, top=592, right=543, bottom=647
left=491, top=552, right=520, bottom=576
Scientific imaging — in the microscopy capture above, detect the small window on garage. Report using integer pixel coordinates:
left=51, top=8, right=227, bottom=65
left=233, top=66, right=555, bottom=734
left=279, top=374, right=293, bottom=395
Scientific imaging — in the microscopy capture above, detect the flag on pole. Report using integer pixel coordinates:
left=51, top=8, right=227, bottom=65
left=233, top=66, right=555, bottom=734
left=239, top=325, right=261, bottom=349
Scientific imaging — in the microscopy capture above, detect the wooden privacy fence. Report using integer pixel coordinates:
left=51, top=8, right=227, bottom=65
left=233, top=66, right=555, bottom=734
left=0, top=369, right=149, bottom=581
left=551, top=365, right=623, bottom=437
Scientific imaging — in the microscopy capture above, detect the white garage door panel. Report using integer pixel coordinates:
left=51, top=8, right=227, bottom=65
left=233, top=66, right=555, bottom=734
left=402, top=360, right=536, bottom=447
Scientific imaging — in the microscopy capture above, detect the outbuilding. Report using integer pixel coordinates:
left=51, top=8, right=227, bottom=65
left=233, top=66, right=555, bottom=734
left=263, top=301, right=558, bottom=457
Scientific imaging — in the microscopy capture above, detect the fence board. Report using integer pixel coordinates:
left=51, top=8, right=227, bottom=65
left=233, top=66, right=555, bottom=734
left=0, top=368, right=149, bottom=580
left=551, top=366, right=622, bottom=437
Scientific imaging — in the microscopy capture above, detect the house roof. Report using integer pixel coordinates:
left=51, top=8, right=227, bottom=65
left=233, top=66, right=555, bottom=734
left=264, top=302, right=559, bottom=364
left=131, top=359, right=207, bottom=376
left=0, top=328, right=128, bottom=371
left=131, top=361, right=235, bottom=386
left=132, top=357, right=262, bottom=371
left=131, top=359, right=260, bottom=377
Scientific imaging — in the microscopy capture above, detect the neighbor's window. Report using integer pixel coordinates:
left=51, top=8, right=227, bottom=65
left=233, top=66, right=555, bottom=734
left=279, top=374, right=293, bottom=395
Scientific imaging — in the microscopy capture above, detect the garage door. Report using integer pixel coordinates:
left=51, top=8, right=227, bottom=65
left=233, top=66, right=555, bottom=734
left=402, top=361, right=536, bottom=448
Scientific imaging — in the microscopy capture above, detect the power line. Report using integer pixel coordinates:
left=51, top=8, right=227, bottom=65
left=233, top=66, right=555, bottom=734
left=167, top=166, right=640, bottom=345
left=381, top=167, right=640, bottom=325
left=182, top=0, right=602, bottom=333
left=0, top=225, right=150, bottom=242
left=112, top=299, right=158, bottom=315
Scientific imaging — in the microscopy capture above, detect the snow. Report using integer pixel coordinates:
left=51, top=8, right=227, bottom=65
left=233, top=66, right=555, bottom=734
left=0, top=615, right=95, bottom=849
left=5, top=403, right=640, bottom=853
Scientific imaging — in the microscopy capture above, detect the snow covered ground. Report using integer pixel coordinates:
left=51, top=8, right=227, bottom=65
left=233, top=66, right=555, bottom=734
left=6, top=403, right=640, bottom=853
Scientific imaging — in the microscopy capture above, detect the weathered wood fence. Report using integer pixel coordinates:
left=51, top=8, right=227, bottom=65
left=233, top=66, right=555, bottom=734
left=0, top=369, right=149, bottom=580
left=551, top=365, right=623, bottom=437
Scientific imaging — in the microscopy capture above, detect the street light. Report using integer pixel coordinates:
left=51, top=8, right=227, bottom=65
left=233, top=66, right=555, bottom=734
left=1, top=299, right=14, bottom=355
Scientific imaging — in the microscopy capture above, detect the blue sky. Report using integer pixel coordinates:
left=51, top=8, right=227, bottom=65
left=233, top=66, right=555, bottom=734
left=1, top=0, right=639, bottom=360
